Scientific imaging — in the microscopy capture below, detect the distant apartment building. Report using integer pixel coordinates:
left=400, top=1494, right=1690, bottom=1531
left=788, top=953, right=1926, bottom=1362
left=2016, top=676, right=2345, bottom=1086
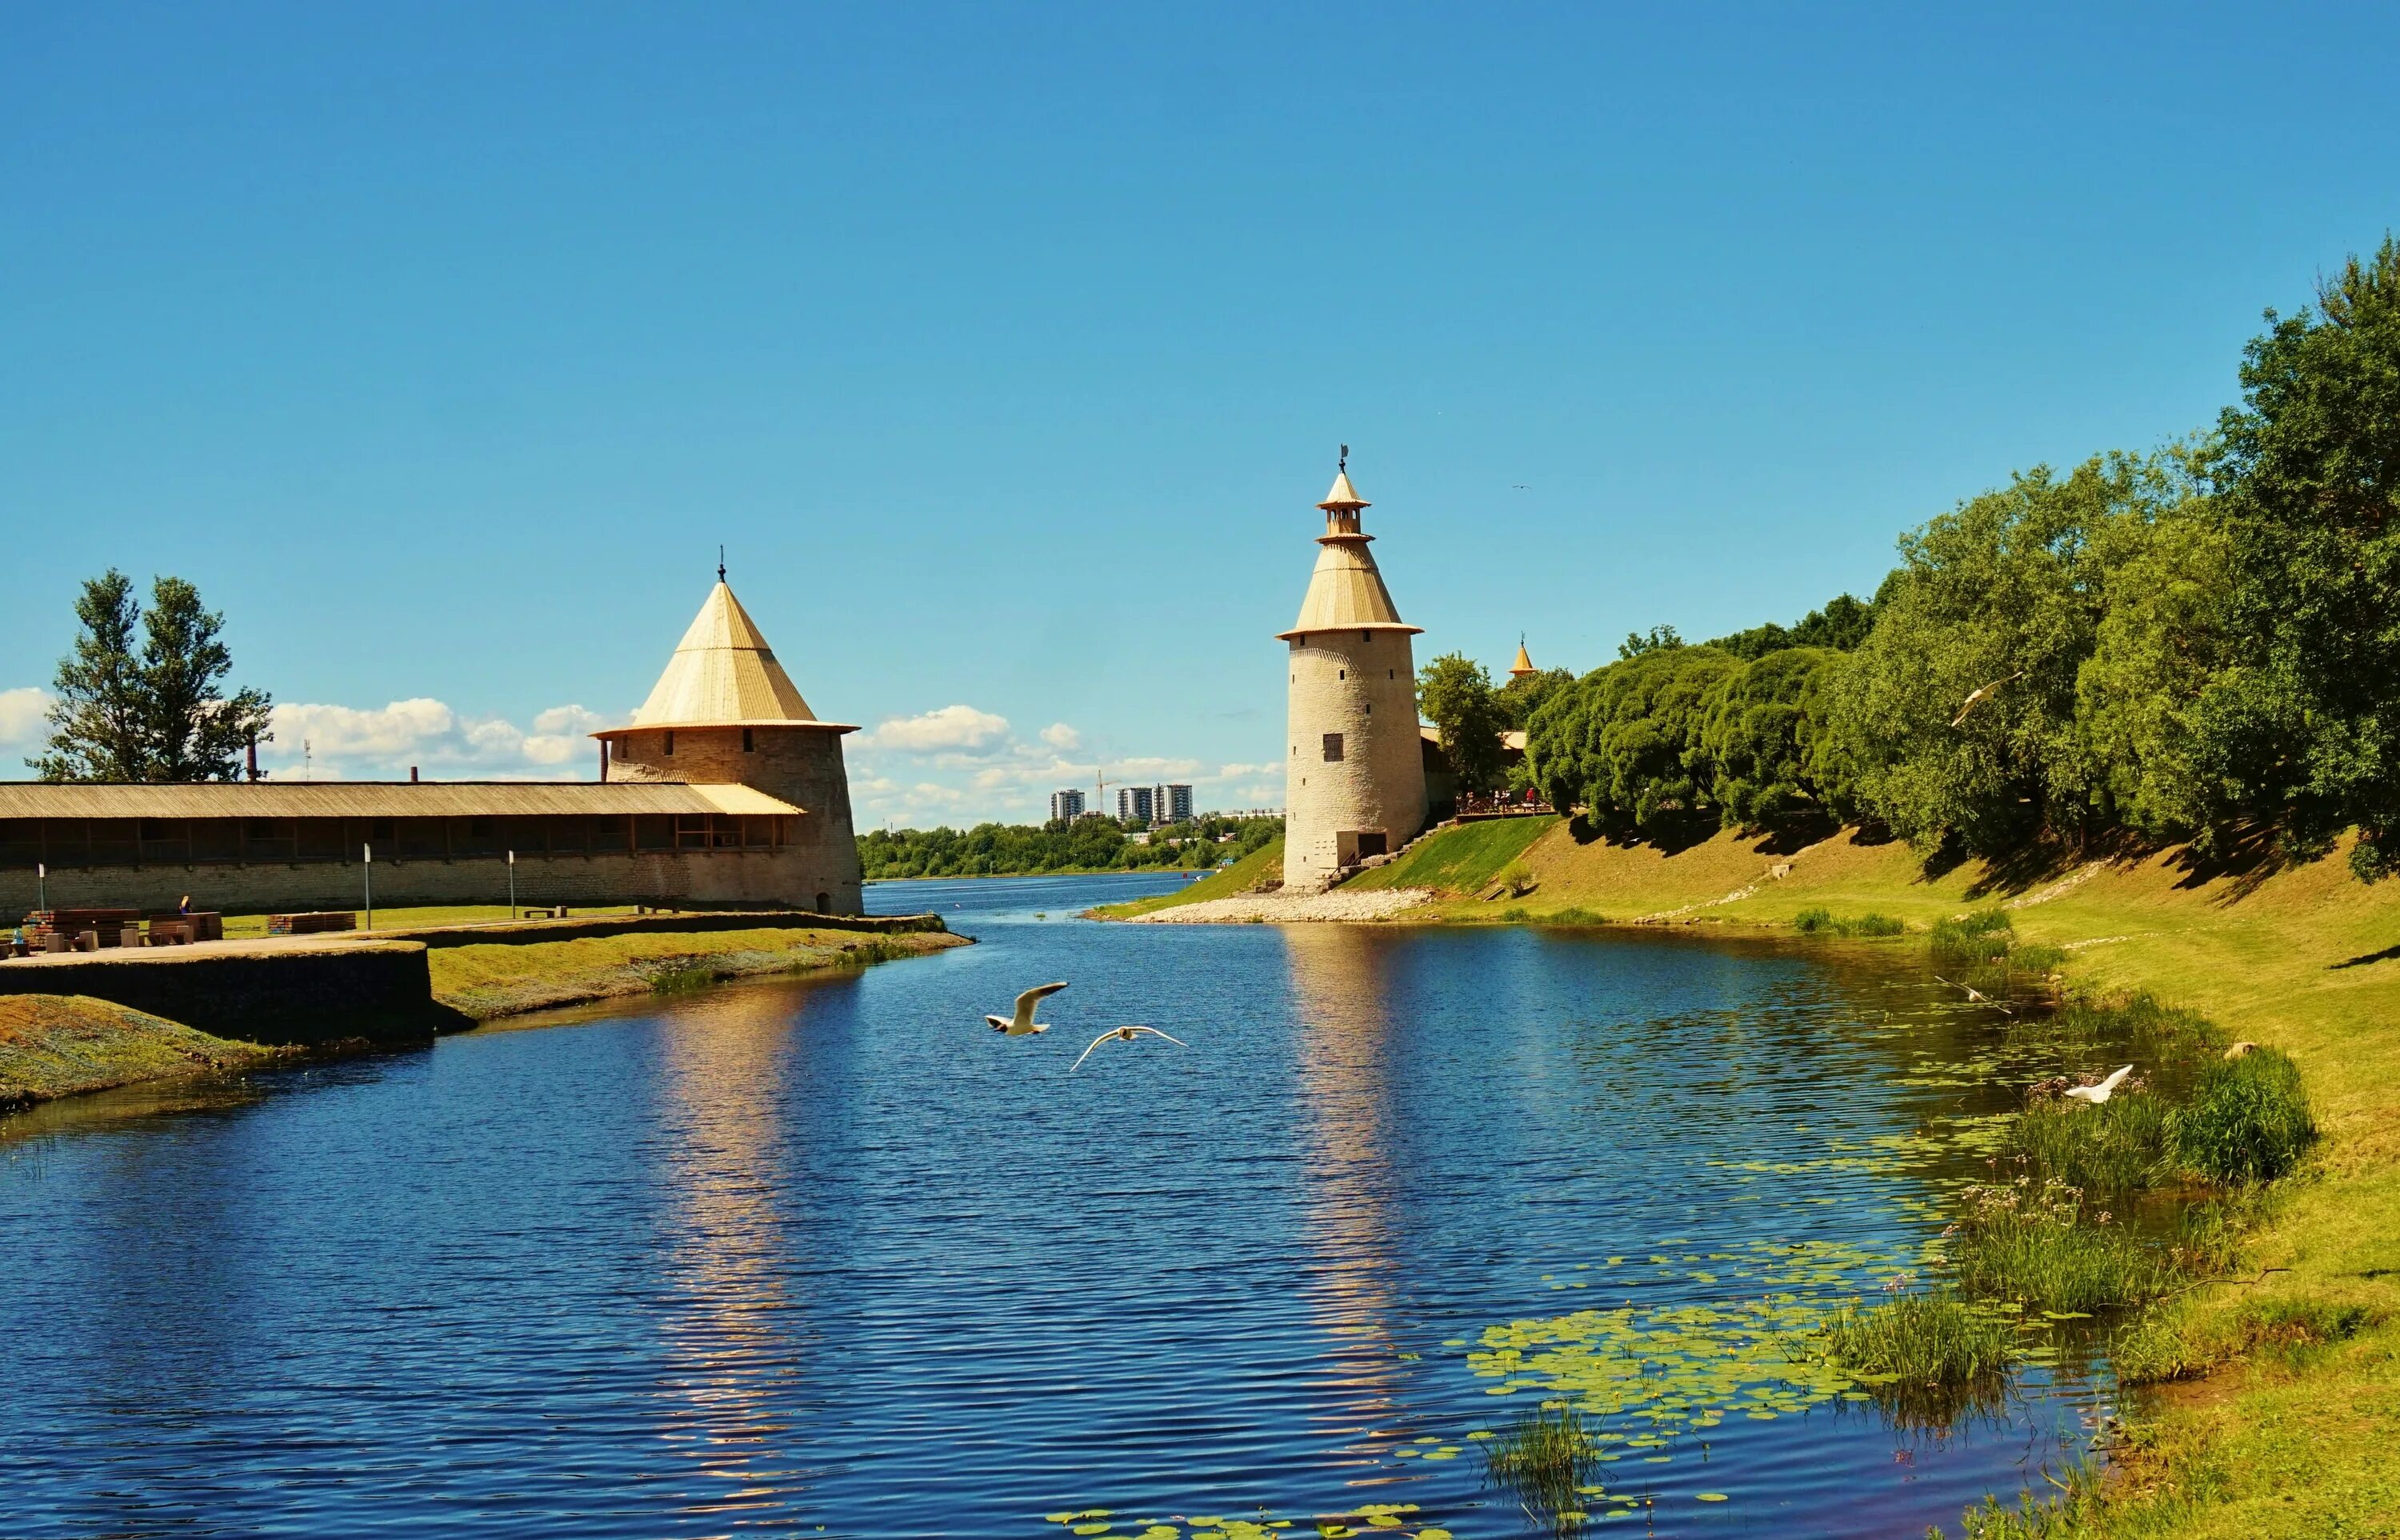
left=1114, top=785, right=1155, bottom=824
left=1157, top=783, right=1194, bottom=823
left=1049, top=788, right=1086, bottom=822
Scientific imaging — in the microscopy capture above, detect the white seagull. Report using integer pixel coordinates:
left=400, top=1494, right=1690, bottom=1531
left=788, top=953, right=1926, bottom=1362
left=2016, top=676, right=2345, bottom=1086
left=1069, top=1025, right=1188, bottom=1072
left=2064, top=1066, right=2134, bottom=1105
left=988, top=982, right=1069, bottom=1036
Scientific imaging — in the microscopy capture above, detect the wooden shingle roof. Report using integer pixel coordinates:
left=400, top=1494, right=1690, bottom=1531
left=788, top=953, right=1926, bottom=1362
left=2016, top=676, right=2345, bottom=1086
left=0, top=782, right=802, bottom=819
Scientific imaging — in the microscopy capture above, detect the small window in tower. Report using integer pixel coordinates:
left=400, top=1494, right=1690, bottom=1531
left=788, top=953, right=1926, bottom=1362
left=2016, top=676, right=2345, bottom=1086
left=1365, top=703, right=1371, bottom=715
left=1322, top=733, right=1344, bottom=762
left=664, top=730, right=676, bottom=757
left=742, top=728, right=754, bottom=753
left=1338, top=669, right=1346, bottom=680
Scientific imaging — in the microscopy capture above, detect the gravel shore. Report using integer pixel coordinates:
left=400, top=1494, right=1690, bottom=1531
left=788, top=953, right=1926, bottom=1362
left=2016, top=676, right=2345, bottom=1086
left=1122, top=886, right=1434, bottom=923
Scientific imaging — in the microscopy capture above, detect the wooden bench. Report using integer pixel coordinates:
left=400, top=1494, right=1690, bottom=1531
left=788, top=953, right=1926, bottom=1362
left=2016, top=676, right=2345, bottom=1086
left=268, top=911, right=357, bottom=936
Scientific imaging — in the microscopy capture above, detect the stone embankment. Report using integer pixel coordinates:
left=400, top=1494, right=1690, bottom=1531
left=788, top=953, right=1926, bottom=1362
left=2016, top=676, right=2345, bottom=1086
left=1123, top=886, right=1432, bottom=923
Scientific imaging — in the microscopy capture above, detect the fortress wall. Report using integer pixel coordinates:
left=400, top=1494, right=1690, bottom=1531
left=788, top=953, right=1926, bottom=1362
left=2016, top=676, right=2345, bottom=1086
left=1283, top=628, right=1427, bottom=890
left=0, top=943, right=444, bottom=1045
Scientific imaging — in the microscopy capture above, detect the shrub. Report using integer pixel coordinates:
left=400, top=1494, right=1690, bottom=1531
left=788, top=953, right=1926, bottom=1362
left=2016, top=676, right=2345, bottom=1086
left=1795, top=906, right=1836, bottom=934
left=1482, top=1404, right=1599, bottom=1519
left=1794, top=907, right=1906, bottom=938
left=2173, top=1047, right=2316, bottom=1184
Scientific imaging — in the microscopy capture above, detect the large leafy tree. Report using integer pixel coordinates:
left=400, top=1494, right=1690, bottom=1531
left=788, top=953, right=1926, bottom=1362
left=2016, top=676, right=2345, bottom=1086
left=1707, top=593, right=1879, bottom=661
left=1418, top=652, right=1507, bottom=795
left=1526, top=647, right=1741, bottom=836
left=35, top=571, right=274, bottom=783
left=1831, top=454, right=2178, bottom=856
left=2195, top=238, right=2400, bottom=877
left=1496, top=665, right=1574, bottom=733
left=1701, top=646, right=1852, bottom=830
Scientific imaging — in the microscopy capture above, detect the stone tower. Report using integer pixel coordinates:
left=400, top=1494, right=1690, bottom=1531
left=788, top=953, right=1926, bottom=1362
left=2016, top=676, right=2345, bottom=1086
left=1281, top=454, right=1428, bottom=890
left=594, top=577, right=866, bottom=914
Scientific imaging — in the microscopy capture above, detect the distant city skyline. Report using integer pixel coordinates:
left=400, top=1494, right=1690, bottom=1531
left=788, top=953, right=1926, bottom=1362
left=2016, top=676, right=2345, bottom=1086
left=7, top=5, right=2397, bottom=825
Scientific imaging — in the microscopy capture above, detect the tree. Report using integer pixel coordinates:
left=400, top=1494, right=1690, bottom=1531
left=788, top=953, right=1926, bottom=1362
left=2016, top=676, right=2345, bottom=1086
left=1496, top=666, right=1574, bottom=732
left=32, top=571, right=148, bottom=782
left=1830, top=454, right=2178, bottom=856
left=1525, top=646, right=1740, bottom=836
left=1418, top=652, right=1507, bottom=795
left=1702, top=646, right=1851, bottom=830
left=2196, top=238, right=2400, bottom=878
left=35, top=571, right=274, bottom=783
left=1618, top=623, right=1683, bottom=660
left=1707, top=593, right=1879, bottom=661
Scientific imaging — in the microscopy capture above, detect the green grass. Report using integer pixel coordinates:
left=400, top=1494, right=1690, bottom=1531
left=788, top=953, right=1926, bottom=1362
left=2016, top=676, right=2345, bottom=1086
left=2008, top=1093, right=2178, bottom=1194
left=1481, top=1403, right=1601, bottom=1523
left=426, top=926, right=965, bottom=1019
left=1949, top=1177, right=2182, bottom=1310
left=1794, top=906, right=1908, bottom=937
left=1932, top=906, right=2018, bottom=966
left=2, top=994, right=282, bottom=1109
left=633, top=954, right=717, bottom=992
left=1090, top=838, right=1286, bottom=918
left=1344, top=814, right=1559, bottom=894
left=2174, top=1048, right=2317, bottom=1185
left=1820, top=1289, right=2016, bottom=1429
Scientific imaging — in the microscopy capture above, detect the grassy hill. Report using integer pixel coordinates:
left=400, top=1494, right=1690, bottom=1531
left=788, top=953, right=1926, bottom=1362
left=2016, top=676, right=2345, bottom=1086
left=2, top=995, right=282, bottom=1110
left=1090, top=837, right=1284, bottom=918
left=1343, top=814, right=1558, bottom=895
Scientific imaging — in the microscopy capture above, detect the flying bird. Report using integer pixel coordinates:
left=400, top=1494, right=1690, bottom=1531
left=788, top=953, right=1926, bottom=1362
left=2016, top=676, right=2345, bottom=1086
left=2065, top=1065, right=2134, bottom=1105
left=1934, top=974, right=2013, bottom=1014
left=1069, top=1025, right=1189, bottom=1072
left=988, top=982, right=1069, bottom=1036
left=1951, top=670, right=2027, bottom=728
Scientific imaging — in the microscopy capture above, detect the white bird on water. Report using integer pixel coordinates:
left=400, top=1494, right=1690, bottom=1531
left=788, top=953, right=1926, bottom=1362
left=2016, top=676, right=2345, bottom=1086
left=2065, top=1066, right=2135, bottom=1105
left=987, top=982, right=1069, bottom=1036
left=1070, top=1025, right=1188, bottom=1072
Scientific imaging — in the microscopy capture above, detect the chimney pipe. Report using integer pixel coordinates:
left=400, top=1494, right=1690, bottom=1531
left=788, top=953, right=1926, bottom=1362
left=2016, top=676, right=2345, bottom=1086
left=599, top=738, right=609, bottom=783
left=410, top=766, right=419, bottom=783
left=246, top=734, right=259, bottom=782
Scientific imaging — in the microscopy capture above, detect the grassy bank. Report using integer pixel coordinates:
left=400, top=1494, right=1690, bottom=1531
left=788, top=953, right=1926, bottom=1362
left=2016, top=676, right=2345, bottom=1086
left=1, top=994, right=285, bottom=1110
left=1344, top=814, right=1556, bottom=895
left=427, top=924, right=970, bottom=1020
left=1376, top=817, right=2400, bottom=1537
left=1089, top=837, right=1285, bottom=919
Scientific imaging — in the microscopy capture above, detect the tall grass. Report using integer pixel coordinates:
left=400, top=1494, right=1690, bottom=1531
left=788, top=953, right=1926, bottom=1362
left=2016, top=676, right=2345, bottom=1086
left=2006, top=1093, right=2176, bottom=1194
left=1931, top=908, right=2016, bottom=966
left=1819, top=1290, right=2014, bottom=1430
left=634, top=954, right=718, bottom=993
left=1947, top=1178, right=2179, bottom=1310
left=1482, top=1404, right=1601, bottom=1524
left=1794, top=907, right=1907, bottom=938
left=2174, top=1047, right=2316, bottom=1184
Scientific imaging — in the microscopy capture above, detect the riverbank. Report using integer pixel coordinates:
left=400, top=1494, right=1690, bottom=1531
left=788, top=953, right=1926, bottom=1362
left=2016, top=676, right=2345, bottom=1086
left=426, top=923, right=970, bottom=1020
left=0, top=994, right=286, bottom=1111
left=1319, top=814, right=2400, bottom=1538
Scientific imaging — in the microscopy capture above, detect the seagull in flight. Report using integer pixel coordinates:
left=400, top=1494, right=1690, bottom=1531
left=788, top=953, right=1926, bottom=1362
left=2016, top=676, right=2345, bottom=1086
left=988, top=982, right=1068, bottom=1036
left=1934, top=974, right=2013, bottom=1014
left=2065, top=1066, right=2134, bottom=1105
left=1950, top=670, right=2027, bottom=728
left=1069, top=1025, right=1188, bottom=1072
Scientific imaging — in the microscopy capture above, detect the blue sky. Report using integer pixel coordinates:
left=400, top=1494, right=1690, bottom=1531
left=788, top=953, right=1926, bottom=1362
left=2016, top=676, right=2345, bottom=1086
left=5, top=2, right=2396, bottom=824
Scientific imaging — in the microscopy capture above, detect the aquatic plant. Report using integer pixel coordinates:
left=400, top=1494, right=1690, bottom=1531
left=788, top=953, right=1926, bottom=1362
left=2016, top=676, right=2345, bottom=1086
left=1818, top=1288, right=2015, bottom=1431
left=634, top=954, right=718, bottom=992
left=1482, top=1404, right=1602, bottom=1526
left=1946, top=1177, right=2178, bottom=1310
left=2172, top=1046, right=2315, bottom=1184
left=1545, top=906, right=1606, bottom=926
left=2006, top=1094, right=2175, bottom=1195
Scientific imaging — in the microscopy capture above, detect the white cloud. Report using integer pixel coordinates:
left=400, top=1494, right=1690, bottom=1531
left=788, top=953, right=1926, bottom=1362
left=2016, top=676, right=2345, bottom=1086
left=260, top=698, right=608, bottom=781
left=857, top=703, right=1012, bottom=754
left=1040, top=722, right=1083, bottom=750
left=533, top=704, right=608, bottom=735
left=0, top=686, right=51, bottom=748
left=272, top=698, right=455, bottom=759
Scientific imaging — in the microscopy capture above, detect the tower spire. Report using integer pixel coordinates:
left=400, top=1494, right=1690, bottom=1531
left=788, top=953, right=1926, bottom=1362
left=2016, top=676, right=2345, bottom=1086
left=718, top=545, right=726, bottom=584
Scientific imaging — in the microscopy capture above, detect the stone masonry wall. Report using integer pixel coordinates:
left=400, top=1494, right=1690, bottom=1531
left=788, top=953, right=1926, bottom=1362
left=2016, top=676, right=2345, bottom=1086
left=1283, top=628, right=1427, bottom=890
left=609, top=725, right=864, bottom=913
left=0, top=943, right=443, bottom=1045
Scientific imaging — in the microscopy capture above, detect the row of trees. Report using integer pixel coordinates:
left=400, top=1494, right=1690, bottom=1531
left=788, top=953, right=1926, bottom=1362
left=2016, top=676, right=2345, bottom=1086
left=857, top=814, right=1282, bottom=881
left=1495, top=237, right=2400, bottom=879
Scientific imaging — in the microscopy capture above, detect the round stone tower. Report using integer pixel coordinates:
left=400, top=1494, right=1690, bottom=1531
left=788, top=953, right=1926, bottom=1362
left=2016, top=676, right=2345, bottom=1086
left=593, top=577, right=865, bottom=914
left=1280, top=454, right=1428, bottom=891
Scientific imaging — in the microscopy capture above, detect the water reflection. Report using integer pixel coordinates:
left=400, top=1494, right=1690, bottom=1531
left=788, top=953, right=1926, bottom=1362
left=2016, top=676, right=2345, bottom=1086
left=1282, top=926, right=1411, bottom=1480
left=647, top=983, right=813, bottom=1518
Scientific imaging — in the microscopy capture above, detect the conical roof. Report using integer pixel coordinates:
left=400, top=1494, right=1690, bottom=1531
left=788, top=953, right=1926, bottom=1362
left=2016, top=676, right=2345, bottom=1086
left=1318, top=470, right=1369, bottom=510
left=623, top=582, right=838, bottom=728
left=1510, top=638, right=1536, bottom=677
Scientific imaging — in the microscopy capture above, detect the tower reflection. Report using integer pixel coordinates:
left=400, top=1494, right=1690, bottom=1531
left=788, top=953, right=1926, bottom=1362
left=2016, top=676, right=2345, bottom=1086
left=1280, top=923, right=1414, bottom=1477
left=648, top=981, right=822, bottom=1517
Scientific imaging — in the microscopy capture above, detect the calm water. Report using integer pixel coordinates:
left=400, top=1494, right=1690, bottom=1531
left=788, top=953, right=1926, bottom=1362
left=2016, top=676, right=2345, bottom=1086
left=0, top=874, right=2113, bottom=1538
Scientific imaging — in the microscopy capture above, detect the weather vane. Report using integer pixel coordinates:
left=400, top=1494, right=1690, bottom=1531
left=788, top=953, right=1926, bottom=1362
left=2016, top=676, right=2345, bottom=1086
left=1338, top=442, right=1348, bottom=472
left=718, top=544, right=726, bottom=583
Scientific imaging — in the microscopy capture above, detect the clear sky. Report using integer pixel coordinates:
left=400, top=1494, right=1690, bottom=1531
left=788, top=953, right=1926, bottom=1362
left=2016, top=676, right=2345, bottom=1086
left=5, top=3, right=2396, bottom=824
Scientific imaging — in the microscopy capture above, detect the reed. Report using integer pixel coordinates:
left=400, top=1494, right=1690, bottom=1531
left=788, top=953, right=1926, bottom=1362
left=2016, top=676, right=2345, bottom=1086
left=1819, top=1289, right=2014, bottom=1430
left=1948, top=1178, right=2179, bottom=1310
left=1794, top=907, right=1906, bottom=938
left=634, top=954, right=718, bottom=993
left=1482, top=1404, right=1602, bottom=1522
left=2174, top=1046, right=2316, bottom=1184
left=1930, top=908, right=2017, bottom=966
left=2005, top=1093, right=2176, bottom=1195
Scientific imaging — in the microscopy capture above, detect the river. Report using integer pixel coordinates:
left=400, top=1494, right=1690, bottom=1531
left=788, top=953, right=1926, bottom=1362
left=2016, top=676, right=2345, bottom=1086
left=0, top=873, right=2110, bottom=1538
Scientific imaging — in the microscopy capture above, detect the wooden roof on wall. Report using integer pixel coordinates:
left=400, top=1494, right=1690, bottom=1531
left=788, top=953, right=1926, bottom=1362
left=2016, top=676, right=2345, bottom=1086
left=0, top=782, right=802, bottom=819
